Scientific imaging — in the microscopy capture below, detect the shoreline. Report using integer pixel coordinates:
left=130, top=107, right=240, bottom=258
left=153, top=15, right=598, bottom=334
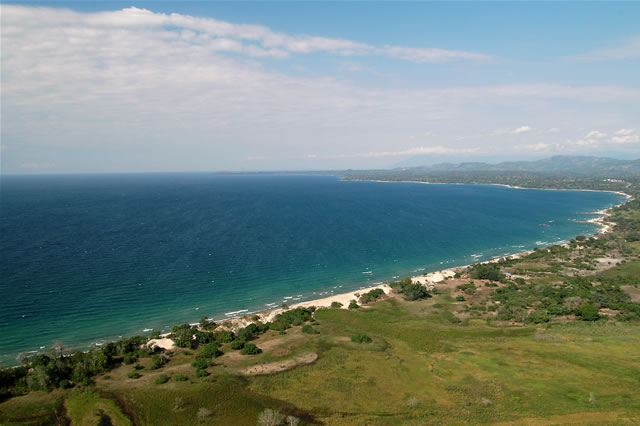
left=8, top=181, right=633, bottom=364
left=353, top=178, right=633, bottom=201
left=219, top=182, right=631, bottom=330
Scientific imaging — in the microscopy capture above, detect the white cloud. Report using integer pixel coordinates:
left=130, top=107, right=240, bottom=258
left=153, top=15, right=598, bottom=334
left=1, top=5, right=639, bottom=172
left=572, top=38, right=640, bottom=61
left=523, top=143, right=554, bottom=152
left=0, top=5, right=488, bottom=63
left=585, top=130, right=607, bottom=139
left=513, top=126, right=532, bottom=134
left=616, top=128, right=636, bottom=136
left=378, top=46, right=490, bottom=63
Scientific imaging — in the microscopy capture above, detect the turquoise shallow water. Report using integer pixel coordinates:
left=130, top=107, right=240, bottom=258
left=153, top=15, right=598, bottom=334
left=0, top=174, right=625, bottom=365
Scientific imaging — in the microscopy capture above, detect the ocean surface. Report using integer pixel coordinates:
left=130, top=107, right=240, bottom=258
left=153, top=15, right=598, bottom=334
left=0, top=174, right=626, bottom=365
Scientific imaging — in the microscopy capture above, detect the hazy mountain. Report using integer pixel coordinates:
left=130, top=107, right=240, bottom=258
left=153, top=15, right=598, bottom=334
left=401, top=155, right=640, bottom=176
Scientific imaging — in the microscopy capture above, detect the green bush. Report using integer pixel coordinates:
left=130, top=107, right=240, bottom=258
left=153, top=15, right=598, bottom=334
left=359, top=288, right=385, bottom=304
left=575, top=304, right=600, bottom=321
left=330, top=301, right=343, bottom=308
left=191, top=358, right=210, bottom=370
left=128, top=372, right=142, bottom=379
left=173, top=374, right=188, bottom=381
left=301, top=324, right=319, bottom=334
left=195, top=368, right=209, bottom=378
left=202, top=342, right=222, bottom=358
left=348, top=300, right=359, bottom=309
left=154, top=375, right=169, bottom=384
left=389, top=278, right=431, bottom=301
left=231, top=340, right=245, bottom=350
left=456, top=295, right=465, bottom=301
left=351, top=333, right=372, bottom=343
left=151, top=354, right=167, bottom=369
left=240, top=343, right=261, bottom=355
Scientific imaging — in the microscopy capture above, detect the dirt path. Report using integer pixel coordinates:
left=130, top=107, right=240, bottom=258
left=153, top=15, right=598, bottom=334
left=240, top=352, right=318, bottom=375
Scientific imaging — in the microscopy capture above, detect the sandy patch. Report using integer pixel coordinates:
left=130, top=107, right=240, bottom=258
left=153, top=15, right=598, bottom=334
left=240, top=352, right=318, bottom=375
left=147, top=337, right=174, bottom=351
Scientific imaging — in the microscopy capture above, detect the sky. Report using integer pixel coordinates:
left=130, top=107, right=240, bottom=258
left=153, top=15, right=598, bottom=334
left=1, top=1, right=639, bottom=174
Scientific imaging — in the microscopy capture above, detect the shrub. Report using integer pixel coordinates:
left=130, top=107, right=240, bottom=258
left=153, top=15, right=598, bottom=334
left=231, top=340, right=245, bottom=350
left=150, top=330, right=161, bottom=339
left=351, top=333, right=372, bottom=343
left=456, top=295, right=465, bottom=301
left=575, top=304, right=600, bottom=321
left=240, top=343, right=261, bottom=355
left=214, top=330, right=234, bottom=343
left=359, top=288, right=385, bottom=304
left=191, top=358, right=210, bottom=370
left=202, top=342, right=222, bottom=358
left=348, top=300, right=359, bottom=309
left=526, top=310, right=551, bottom=324
left=390, top=278, right=431, bottom=301
left=195, top=369, right=209, bottom=378
left=154, top=375, right=169, bottom=384
left=330, top=301, right=343, bottom=308
left=151, top=354, right=167, bottom=369
left=174, top=374, right=188, bottom=382
left=469, top=263, right=504, bottom=281
left=123, top=354, right=136, bottom=365
left=133, top=363, right=143, bottom=370
left=301, top=324, right=319, bottom=334
left=128, top=372, right=141, bottom=379
left=456, top=282, right=477, bottom=295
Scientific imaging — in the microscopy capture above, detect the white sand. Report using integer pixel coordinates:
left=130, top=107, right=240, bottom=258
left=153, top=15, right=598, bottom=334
left=147, top=337, right=175, bottom=351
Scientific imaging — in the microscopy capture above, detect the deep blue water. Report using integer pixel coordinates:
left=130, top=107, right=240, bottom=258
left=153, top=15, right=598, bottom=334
left=0, top=174, right=625, bottom=365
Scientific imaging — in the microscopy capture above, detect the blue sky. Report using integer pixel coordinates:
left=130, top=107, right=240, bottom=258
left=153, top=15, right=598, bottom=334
left=1, top=1, right=639, bottom=173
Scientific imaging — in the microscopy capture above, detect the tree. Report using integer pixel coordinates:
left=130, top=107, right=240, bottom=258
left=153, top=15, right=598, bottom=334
left=240, top=343, right=261, bottom=355
left=575, top=303, right=600, bottom=321
left=203, top=341, right=222, bottom=358
left=348, top=300, right=359, bottom=309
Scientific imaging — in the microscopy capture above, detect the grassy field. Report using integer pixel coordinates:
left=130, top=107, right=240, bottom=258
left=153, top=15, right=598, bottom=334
left=2, top=290, right=639, bottom=425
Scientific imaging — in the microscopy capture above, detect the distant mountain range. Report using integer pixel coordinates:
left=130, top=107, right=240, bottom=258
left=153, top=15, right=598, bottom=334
left=399, top=155, right=640, bottom=176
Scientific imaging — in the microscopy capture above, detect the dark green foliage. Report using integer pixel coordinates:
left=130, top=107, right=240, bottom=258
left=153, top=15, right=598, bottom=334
left=199, top=315, right=217, bottom=330
left=270, top=307, right=314, bottom=330
left=150, top=330, right=161, bottom=339
left=191, top=358, right=210, bottom=370
left=172, top=324, right=196, bottom=348
left=525, top=310, right=551, bottom=324
left=128, top=372, right=141, bottom=379
left=359, top=288, right=385, bottom=304
left=231, top=340, right=245, bottom=350
left=469, top=263, right=504, bottom=281
left=390, top=278, right=431, bottom=301
left=202, top=341, right=223, bottom=358
left=351, top=333, right=372, bottom=343
left=154, top=375, right=169, bottom=385
left=236, top=322, right=269, bottom=341
left=214, top=330, right=235, bottom=343
left=301, top=324, right=319, bottom=334
left=195, top=368, right=209, bottom=378
left=173, top=374, right=188, bottom=382
left=456, top=295, right=465, bottom=302
left=240, top=343, right=261, bottom=355
left=330, top=301, right=343, bottom=308
left=194, top=331, right=216, bottom=344
left=456, top=282, right=477, bottom=295
left=547, top=304, right=571, bottom=316
left=348, top=300, right=360, bottom=309
left=575, top=304, right=600, bottom=321
left=151, top=354, right=167, bottom=369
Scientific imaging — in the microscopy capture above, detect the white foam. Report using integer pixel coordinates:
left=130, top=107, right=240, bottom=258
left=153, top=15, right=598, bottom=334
left=143, top=328, right=153, bottom=332
left=225, top=309, right=248, bottom=316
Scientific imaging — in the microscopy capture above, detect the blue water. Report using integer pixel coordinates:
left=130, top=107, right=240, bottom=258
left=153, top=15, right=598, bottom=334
left=0, top=174, right=625, bottom=365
